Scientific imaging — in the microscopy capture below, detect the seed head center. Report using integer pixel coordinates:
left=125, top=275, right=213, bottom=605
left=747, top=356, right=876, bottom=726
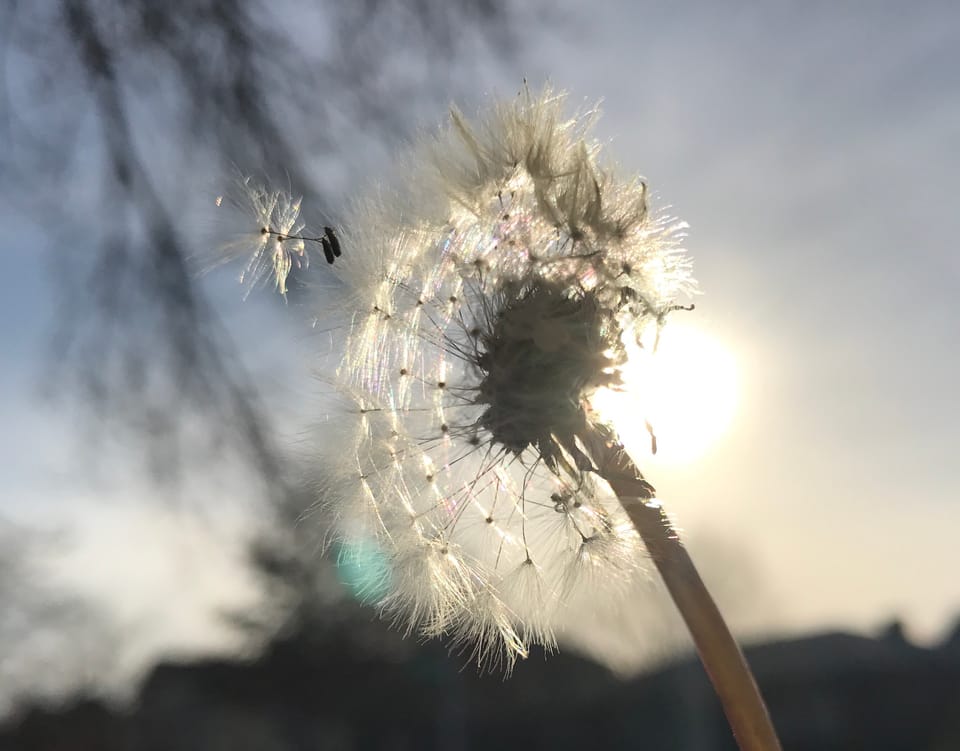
left=473, top=281, right=623, bottom=464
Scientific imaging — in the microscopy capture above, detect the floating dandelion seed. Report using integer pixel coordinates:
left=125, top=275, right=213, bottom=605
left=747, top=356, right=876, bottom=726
left=214, top=177, right=308, bottom=298
left=322, top=86, right=695, bottom=669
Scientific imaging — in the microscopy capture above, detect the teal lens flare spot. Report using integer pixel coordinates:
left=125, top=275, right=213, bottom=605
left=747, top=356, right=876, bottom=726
left=335, top=539, right=391, bottom=603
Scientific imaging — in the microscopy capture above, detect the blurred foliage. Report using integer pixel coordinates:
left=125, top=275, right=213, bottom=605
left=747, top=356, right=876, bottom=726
left=0, top=0, right=541, bottom=707
left=0, top=0, right=525, bottom=492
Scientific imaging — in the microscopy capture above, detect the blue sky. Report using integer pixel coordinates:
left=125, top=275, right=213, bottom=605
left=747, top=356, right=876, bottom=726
left=2, top=0, right=959, bottom=701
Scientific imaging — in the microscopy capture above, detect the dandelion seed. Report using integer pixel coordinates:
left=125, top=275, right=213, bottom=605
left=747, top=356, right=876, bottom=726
left=215, top=177, right=308, bottom=298
left=321, top=86, right=695, bottom=669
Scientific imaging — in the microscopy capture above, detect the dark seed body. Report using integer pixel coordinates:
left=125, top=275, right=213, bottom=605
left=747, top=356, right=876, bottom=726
left=324, top=226, right=342, bottom=257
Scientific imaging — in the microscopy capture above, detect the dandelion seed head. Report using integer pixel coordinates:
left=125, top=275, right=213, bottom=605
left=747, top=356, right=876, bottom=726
left=323, top=86, right=695, bottom=668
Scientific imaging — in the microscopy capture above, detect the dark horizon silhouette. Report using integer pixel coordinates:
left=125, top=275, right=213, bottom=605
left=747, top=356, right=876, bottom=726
left=3, top=611, right=960, bottom=751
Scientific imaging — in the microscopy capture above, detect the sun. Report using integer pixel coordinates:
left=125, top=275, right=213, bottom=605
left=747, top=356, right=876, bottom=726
left=592, top=320, right=739, bottom=465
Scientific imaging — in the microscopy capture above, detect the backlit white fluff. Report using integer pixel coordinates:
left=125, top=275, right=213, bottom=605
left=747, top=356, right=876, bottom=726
left=213, top=177, right=307, bottom=298
left=316, top=87, right=695, bottom=668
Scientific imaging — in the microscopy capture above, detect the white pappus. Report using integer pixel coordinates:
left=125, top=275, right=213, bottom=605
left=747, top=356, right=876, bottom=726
left=319, top=87, right=695, bottom=669
left=226, top=86, right=696, bottom=669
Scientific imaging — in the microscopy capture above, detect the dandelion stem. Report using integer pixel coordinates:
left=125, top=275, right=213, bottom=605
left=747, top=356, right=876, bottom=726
left=590, top=433, right=782, bottom=751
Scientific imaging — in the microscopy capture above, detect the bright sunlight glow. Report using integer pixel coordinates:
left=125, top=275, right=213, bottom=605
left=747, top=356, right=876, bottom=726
left=592, top=321, right=739, bottom=465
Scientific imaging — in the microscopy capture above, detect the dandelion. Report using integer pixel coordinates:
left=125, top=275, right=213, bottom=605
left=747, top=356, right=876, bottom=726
left=223, top=86, right=780, bottom=750
left=319, top=86, right=695, bottom=667
left=215, top=176, right=308, bottom=298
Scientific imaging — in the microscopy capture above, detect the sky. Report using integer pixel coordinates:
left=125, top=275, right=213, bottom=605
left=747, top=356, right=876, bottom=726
left=520, top=1, right=960, bottom=643
left=2, top=0, right=959, bottom=705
